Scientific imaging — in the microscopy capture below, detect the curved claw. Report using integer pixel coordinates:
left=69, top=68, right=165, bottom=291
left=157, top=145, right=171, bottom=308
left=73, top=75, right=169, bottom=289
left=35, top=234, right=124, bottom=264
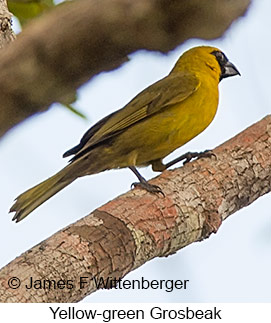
left=197, top=149, right=217, bottom=161
left=183, top=149, right=216, bottom=164
left=131, top=182, right=165, bottom=197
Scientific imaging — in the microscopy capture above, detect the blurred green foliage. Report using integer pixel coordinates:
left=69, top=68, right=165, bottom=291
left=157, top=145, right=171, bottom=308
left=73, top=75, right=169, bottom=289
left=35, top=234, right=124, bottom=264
left=8, top=0, right=55, bottom=26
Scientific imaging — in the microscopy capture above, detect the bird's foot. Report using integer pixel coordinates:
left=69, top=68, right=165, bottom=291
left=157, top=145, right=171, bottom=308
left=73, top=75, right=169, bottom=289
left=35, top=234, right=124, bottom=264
left=131, top=181, right=165, bottom=197
left=183, top=149, right=216, bottom=164
left=164, top=150, right=216, bottom=169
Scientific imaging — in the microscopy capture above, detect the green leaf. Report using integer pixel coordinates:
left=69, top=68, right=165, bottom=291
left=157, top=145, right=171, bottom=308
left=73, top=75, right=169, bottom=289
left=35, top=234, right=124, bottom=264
left=63, top=104, right=88, bottom=120
left=8, top=0, right=56, bottom=26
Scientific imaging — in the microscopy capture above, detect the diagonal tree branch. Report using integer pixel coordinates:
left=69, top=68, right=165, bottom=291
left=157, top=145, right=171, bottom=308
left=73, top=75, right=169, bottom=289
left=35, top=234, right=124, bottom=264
left=0, top=0, right=250, bottom=138
left=0, top=115, right=270, bottom=303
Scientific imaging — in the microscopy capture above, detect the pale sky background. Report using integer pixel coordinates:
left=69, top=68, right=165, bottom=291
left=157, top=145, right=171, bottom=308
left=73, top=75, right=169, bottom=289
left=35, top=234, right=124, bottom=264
left=0, top=0, right=270, bottom=302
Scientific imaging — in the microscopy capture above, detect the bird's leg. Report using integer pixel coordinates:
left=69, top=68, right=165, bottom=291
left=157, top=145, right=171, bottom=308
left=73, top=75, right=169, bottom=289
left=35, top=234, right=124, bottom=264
left=129, top=166, right=164, bottom=196
left=165, top=150, right=215, bottom=168
left=151, top=150, right=215, bottom=171
left=130, top=150, right=214, bottom=195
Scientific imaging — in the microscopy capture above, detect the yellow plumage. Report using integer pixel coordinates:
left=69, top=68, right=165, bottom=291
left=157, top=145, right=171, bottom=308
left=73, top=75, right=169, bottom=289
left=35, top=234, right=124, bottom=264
left=10, top=46, right=240, bottom=222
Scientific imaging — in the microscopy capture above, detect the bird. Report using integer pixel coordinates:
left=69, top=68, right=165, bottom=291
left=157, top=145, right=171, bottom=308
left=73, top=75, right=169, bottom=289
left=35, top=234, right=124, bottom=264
left=10, top=46, right=240, bottom=222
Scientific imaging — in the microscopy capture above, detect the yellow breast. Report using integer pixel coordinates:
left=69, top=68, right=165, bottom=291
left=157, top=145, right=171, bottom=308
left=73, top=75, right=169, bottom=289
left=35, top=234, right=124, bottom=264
left=145, top=77, right=219, bottom=161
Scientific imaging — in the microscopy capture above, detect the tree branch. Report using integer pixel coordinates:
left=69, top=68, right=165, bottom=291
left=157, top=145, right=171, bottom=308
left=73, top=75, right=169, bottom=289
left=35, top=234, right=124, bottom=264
left=0, top=115, right=270, bottom=303
left=0, top=0, right=250, bottom=138
left=0, top=0, right=15, bottom=47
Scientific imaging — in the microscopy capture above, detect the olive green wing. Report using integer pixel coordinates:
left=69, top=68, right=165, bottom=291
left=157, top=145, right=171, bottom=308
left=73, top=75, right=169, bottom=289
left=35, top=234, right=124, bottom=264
left=64, top=72, right=200, bottom=161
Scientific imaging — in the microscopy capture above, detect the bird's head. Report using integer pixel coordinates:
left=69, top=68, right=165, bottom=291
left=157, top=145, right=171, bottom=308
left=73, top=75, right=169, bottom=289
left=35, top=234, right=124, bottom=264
left=172, top=46, right=240, bottom=82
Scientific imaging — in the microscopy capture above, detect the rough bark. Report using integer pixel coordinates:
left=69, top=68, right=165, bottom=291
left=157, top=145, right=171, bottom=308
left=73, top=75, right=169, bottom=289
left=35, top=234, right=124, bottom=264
left=0, top=0, right=15, bottom=47
left=0, top=115, right=270, bottom=303
left=0, top=0, right=250, bottom=138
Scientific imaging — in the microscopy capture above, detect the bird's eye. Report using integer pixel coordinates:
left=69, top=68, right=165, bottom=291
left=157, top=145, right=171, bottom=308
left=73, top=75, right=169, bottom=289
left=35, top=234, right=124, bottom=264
left=211, top=50, right=228, bottom=64
left=216, top=52, right=224, bottom=61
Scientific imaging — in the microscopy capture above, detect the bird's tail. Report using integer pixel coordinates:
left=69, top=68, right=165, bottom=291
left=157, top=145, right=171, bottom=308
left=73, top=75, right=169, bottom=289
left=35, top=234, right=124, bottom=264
left=10, top=166, right=76, bottom=222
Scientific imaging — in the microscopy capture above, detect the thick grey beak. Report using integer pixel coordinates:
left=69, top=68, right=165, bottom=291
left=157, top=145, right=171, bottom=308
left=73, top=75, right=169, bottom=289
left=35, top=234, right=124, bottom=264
left=220, top=61, right=240, bottom=81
